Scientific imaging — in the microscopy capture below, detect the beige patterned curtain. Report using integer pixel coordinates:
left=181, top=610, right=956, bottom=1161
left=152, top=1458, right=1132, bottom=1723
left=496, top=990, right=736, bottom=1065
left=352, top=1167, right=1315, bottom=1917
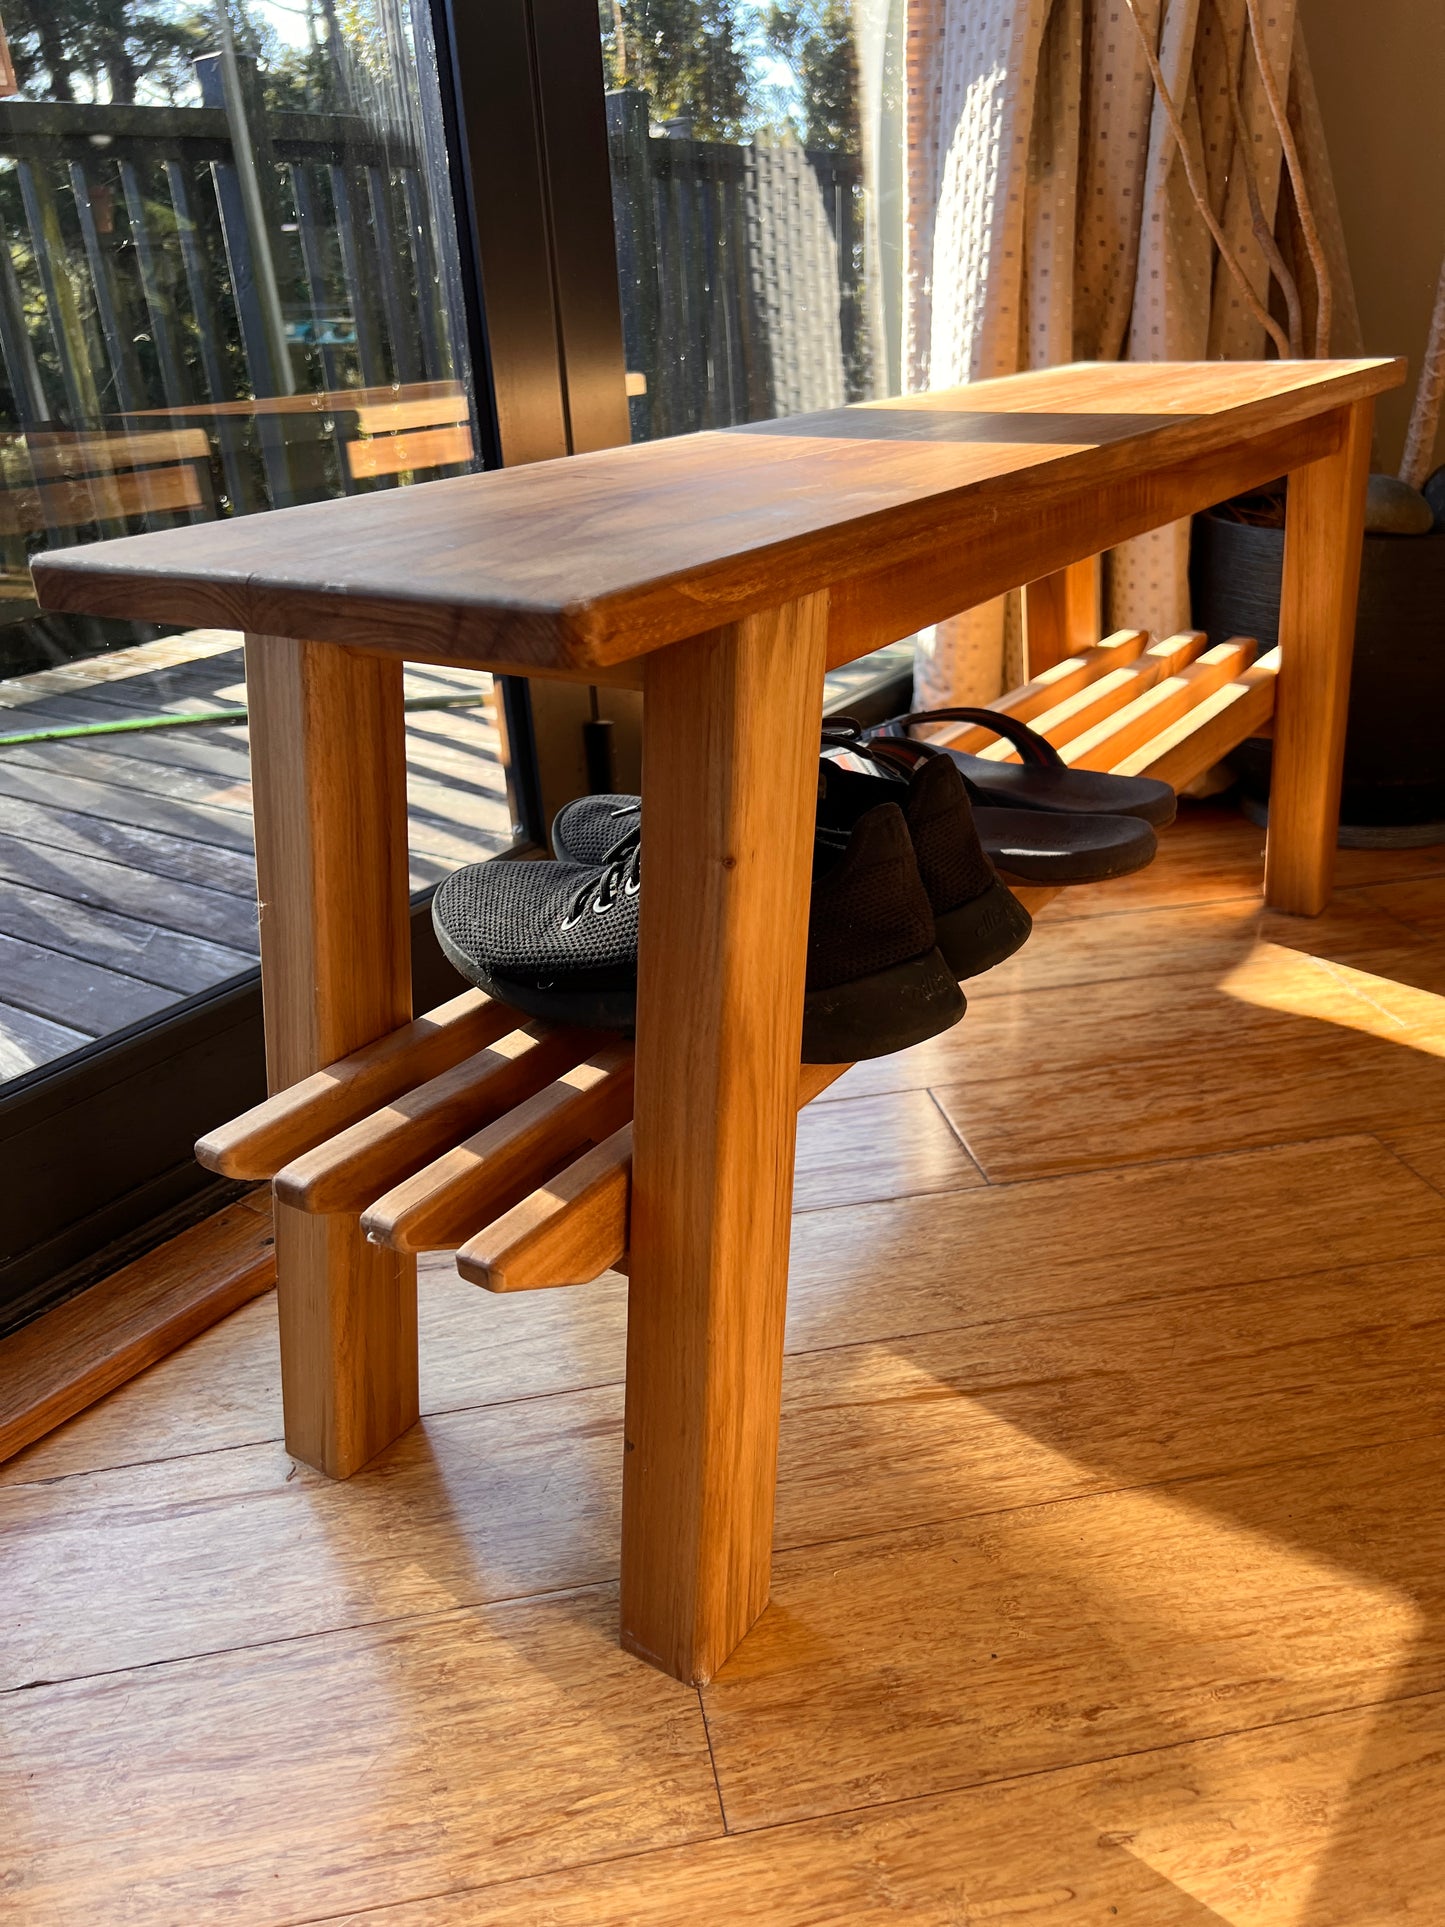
left=905, top=0, right=1361, bottom=708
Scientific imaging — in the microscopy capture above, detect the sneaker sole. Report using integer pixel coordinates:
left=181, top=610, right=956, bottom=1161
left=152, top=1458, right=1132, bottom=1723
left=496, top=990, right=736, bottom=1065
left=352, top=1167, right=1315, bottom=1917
left=934, top=876, right=1033, bottom=980
left=440, top=939, right=965, bottom=1067
left=800, top=947, right=965, bottom=1063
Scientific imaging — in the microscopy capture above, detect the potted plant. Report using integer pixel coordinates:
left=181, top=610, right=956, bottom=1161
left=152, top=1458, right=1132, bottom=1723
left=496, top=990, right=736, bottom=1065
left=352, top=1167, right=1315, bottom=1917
left=1125, top=0, right=1445, bottom=843
left=1192, top=256, right=1445, bottom=842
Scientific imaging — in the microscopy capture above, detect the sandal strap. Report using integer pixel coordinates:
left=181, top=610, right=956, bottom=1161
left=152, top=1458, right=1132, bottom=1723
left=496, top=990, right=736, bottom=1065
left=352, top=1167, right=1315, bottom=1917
left=881, top=707, right=1066, bottom=770
left=820, top=716, right=919, bottom=780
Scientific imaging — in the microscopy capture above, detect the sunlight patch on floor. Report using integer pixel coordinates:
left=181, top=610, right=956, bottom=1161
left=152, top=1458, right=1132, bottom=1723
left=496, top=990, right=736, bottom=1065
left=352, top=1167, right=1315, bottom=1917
left=1219, top=942, right=1445, bottom=1051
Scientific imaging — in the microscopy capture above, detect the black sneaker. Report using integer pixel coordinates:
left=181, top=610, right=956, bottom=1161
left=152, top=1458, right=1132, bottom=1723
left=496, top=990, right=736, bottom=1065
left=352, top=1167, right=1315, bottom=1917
left=814, top=737, right=1033, bottom=978
left=553, top=748, right=1033, bottom=982
left=550, top=795, right=640, bottom=865
left=433, top=805, right=964, bottom=1063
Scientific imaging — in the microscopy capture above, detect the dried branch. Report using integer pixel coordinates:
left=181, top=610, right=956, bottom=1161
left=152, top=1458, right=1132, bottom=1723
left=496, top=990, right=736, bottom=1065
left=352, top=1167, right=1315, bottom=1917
left=1242, top=0, right=1331, bottom=356
left=1400, top=252, right=1445, bottom=488
left=1122, top=0, right=1292, bottom=357
left=1209, top=0, right=1302, bottom=356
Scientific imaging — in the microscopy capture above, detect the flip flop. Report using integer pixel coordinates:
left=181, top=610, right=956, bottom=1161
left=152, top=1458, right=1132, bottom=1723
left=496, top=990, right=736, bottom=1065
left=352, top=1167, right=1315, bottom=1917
left=970, top=805, right=1156, bottom=885
left=827, top=722, right=1158, bottom=887
left=872, top=706, right=1178, bottom=827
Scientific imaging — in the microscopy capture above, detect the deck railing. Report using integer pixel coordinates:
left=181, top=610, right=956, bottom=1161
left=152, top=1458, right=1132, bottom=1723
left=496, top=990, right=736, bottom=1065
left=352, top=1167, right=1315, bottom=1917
left=0, top=76, right=869, bottom=666
left=0, top=59, right=460, bottom=523
left=607, top=90, right=870, bottom=442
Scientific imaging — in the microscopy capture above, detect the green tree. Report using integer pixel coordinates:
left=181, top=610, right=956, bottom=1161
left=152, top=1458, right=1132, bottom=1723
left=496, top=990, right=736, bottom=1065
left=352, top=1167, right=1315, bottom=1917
left=600, top=0, right=758, bottom=140
left=2, top=0, right=348, bottom=109
left=765, top=0, right=858, bottom=152
left=4, top=0, right=211, bottom=103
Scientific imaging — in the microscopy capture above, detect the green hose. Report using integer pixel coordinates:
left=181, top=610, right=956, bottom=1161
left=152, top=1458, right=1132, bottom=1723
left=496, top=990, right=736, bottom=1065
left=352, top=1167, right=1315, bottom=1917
left=0, top=690, right=490, bottom=748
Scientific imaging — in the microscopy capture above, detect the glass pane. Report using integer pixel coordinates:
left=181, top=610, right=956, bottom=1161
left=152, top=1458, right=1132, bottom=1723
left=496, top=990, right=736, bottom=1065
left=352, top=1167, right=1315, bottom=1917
left=0, top=1, right=513, bottom=1085
left=601, top=1, right=904, bottom=437
left=599, top=1, right=911, bottom=699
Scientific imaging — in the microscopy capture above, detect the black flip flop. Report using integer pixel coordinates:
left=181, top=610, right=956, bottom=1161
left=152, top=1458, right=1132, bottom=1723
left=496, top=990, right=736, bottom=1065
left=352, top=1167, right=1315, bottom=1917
left=971, top=805, right=1156, bottom=885
left=830, top=722, right=1159, bottom=887
left=873, top=706, right=1177, bottom=828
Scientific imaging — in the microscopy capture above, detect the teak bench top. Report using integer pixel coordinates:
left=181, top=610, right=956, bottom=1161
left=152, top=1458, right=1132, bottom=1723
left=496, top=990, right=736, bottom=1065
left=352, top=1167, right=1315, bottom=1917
left=32, top=359, right=1400, bottom=677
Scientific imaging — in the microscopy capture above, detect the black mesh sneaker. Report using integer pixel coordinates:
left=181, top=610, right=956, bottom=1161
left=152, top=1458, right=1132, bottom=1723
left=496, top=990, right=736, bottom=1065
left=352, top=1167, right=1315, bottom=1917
left=433, top=804, right=963, bottom=1063
left=813, top=737, right=1033, bottom=979
left=552, top=743, right=1032, bottom=982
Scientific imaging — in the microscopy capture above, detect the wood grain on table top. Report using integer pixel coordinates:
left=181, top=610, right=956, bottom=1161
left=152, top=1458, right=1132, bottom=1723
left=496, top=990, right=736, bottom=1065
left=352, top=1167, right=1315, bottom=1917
left=31, top=360, right=1401, bottom=676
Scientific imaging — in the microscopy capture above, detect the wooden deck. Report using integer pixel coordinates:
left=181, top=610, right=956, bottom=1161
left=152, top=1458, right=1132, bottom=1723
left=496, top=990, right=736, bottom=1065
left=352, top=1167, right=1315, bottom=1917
left=0, top=632, right=908, bottom=1084
left=4, top=809, right=1445, bottom=1918
left=0, top=630, right=513, bottom=1080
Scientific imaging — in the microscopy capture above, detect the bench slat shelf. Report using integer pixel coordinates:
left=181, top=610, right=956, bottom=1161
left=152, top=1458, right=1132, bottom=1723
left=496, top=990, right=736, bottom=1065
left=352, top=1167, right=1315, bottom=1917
left=196, top=620, right=1281, bottom=1295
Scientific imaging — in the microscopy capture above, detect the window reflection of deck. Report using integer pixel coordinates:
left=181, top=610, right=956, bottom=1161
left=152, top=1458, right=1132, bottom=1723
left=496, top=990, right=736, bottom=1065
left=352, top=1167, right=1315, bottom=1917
left=0, top=631, right=511, bottom=1077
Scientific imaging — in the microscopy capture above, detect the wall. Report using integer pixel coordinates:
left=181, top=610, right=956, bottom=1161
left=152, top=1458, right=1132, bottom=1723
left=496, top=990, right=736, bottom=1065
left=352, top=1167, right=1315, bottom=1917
left=1304, top=0, right=1445, bottom=475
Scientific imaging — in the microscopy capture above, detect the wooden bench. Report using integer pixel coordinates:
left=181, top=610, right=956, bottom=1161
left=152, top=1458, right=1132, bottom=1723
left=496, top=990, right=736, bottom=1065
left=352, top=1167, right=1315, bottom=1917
left=32, top=356, right=1401, bottom=1686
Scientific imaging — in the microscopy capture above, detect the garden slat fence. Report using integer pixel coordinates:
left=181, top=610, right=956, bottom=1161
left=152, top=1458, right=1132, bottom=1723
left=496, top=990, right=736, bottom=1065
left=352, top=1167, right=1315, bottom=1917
left=0, top=76, right=869, bottom=668
left=606, top=89, right=871, bottom=441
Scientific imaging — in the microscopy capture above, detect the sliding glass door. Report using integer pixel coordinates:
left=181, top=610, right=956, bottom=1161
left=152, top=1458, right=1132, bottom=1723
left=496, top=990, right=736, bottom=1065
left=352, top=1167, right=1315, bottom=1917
left=0, top=0, right=912, bottom=1327
left=0, top=0, right=529, bottom=1324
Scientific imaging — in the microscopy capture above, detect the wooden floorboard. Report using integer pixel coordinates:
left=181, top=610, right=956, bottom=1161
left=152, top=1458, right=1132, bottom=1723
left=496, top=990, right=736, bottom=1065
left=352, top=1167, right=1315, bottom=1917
left=10, top=1131, right=1438, bottom=1488
left=0, top=632, right=511, bottom=1074
left=1377, top=1123, right=1445, bottom=1198
left=0, top=1198, right=275, bottom=1467
left=0, top=757, right=256, bottom=850
left=0, top=999, right=89, bottom=1077
left=701, top=1431, right=1445, bottom=1829
left=361, top=1694, right=1445, bottom=1924
left=0, top=926, right=177, bottom=1035
left=0, top=792, right=261, bottom=894
left=1, top=1588, right=719, bottom=1924
left=0, top=874, right=258, bottom=991
left=2, top=817, right=1444, bottom=1922
left=7, top=1253, right=1444, bottom=1689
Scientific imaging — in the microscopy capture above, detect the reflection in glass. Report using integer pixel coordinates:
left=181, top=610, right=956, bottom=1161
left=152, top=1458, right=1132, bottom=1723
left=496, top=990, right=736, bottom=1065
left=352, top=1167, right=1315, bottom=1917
left=0, top=0, right=474, bottom=664
left=601, top=0, right=905, bottom=442
left=0, top=2, right=509, bottom=1085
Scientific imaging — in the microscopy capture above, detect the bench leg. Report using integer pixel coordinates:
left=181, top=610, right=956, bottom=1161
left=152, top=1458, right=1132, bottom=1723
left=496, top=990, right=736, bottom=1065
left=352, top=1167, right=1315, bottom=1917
left=1264, top=399, right=1373, bottom=915
left=1023, top=555, right=1100, bottom=677
left=244, top=635, right=418, bottom=1478
left=621, top=594, right=828, bottom=1683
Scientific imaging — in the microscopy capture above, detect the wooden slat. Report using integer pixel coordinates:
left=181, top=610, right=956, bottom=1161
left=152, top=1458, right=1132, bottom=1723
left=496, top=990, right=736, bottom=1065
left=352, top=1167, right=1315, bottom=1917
left=929, top=631, right=1148, bottom=754
left=271, top=1023, right=602, bottom=1215
left=31, top=360, right=1402, bottom=675
left=353, top=390, right=471, bottom=435
left=10, top=429, right=212, bottom=476
left=1121, top=648, right=1280, bottom=791
left=461, top=1123, right=633, bottom=1292
left=978, top=631, right=1207, bottom=760
left=0, top=1197, right=274, bottom=1466
left=1062, top=637, right=1257, bottom=770
left=0, top=463, right=201, bottom=535
left=346, top=423, right=474, bottom=480
left=458, top=1061, right=854, bottom=1293
left=361, top=1042, right=637, bottom=1254
left=197, top=988, right=517, bottom=1180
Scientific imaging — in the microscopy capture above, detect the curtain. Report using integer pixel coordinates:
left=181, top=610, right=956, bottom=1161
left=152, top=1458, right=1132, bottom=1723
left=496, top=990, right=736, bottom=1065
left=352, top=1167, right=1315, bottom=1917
left=905, top=0, right=1362, bottom=708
